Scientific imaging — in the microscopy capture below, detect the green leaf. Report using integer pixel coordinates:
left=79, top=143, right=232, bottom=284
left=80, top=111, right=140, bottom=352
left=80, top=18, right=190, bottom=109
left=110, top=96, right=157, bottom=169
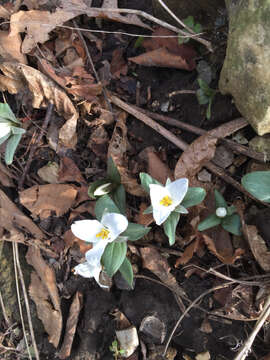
left=222, top=214, right=242, bottom=236
left=88, top=178, right=112, bottom=199
left=5, top=134, right=22, bottom=165
left=183, top=15, right=195, bottom=28
left=95, top=195, right=120, bottom=221
left=178, top=34, right=189, bottom=44
left=214, top=189, right=227, bottom=208
left=174, top=204, right=188, bottom=214
left=0, top=103, right=20, bottom=124
left=181, top=187, right=206, bottom=208
left=10, top=126, right=26, bottom=135
left=143, top=205, right=153, bottom=214
left=107, top=157, right=121, bottom=184
left=198, top=213, right=221, bottom=231
left=139, top=172, right=162, bottom=193
left=112, top=184, right=126, bottom=215
left=227, top=205, right=236, bottom=216
left=198, top=78, right=215, bottom=97
left=102, top=241, right=127, bottom=277
left=163, top=212, right=180, bottom=246
left=119, top=257, right=134, bottom=288
left=196, top=88, right=209, bottom=105
left=194, top=23, right=202, bottom=33
left=121, top=222, right=150, bottom=241
left=134, top=35, right=144, bottom=48
left=242, top=171, right=270, bottom=202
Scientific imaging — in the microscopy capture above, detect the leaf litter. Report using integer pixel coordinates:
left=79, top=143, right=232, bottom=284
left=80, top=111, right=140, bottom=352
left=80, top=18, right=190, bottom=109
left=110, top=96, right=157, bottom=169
left=0, top=1, right=269, bottom=359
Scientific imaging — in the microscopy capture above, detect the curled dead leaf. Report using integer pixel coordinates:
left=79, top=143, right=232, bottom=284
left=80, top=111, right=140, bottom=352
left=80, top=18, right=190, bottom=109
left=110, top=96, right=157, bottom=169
left=245, top=225, right=270, bottom=272
left=0, top=31, right=27, bottom=63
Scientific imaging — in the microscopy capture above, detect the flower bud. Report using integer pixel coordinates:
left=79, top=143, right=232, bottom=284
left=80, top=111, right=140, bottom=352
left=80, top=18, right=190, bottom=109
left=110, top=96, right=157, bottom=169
left=216, top=207, right=227, bottom=218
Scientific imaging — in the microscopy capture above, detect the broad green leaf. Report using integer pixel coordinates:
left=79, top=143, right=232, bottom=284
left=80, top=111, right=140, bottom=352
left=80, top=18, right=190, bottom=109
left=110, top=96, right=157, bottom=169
left=221, top=214, right=242, bottom=236
left=10, top=126, right=26, bottom=135
left=0, top=103, right=20, bottom=124
left=227, top=205, right=236, bottom=216
left=119, top=257, right=134, bottom=288
left=174, top=204, right=188, bottom=214
left=242, top=171, right=270, bottom=202
left=102, top=241, right=127, bottom=277
left=214, top=189, right=227, bottom=208
left=198, top=214, right=221, bottom=232
left=163, top=212, right=180, bottom=246
left=5, top=134, right=22, bottom=165
left=88, top=178, right=111, bottom=199
left=196, top=88, right=209, bottom=105
left=0, top=132, right=10, bottom=146
left=112, top=184, right=126, bottom=215
left=139, top=172, right=162, bottom=193
left=181, top=187, right=206, bottom=208
left=121, top=222, right=150, bottom=241
left=95, top=194, right=120, bottom=221
left=143, top=205, right=153, bottom=214
left=107, top=157, right=121, bottom=184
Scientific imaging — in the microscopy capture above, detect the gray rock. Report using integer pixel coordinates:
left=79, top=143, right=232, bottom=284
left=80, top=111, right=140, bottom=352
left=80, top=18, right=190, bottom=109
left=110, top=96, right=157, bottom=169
left=219, top=0, right=270, bottom=135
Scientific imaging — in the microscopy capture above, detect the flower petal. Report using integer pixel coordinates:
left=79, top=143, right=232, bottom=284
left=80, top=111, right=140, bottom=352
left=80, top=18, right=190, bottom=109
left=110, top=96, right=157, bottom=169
left=149, top=184, right=170, bottom=208
left=0, top=123, right=11, bottom=138
left=71, top=219, right=103, bottom=243
left=153, top=205, right=172, bottom=225
left=167, top=178, right=189, bottom=207
left=85, top=241, right=107, bottom=265
left=101, top=213, right=128, bottom=241
left=74, top=261, right=95, bottom=278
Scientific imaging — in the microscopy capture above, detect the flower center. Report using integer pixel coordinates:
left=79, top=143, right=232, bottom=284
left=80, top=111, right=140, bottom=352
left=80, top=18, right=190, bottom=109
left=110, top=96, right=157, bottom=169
left=160, top=195, right=173, bottom=207
left=96, top=228, right=110, bottom=240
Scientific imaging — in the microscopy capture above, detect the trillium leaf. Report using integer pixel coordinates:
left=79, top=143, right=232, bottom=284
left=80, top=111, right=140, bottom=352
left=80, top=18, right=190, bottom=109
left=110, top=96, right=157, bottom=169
left=221, top=214, right=242, bottom=236
left=88, top=179, right=111, bottom=199
left=107, top=157, right=121, bottom=184
left=102, top=241, right=127, bottom=277
left=196, top=88, right=209, bottom=105
left=174, top=204, right=188, bottom=214
left=5, top=133, right=22, bottom=165
left=118, top=257, right=134, bottom=289
left=112, top=184, right=126, bottom=215
left=95, top=194, right=120, bottom=221
left=198, top=214, right=221, bottom=231
left=242, top=171, right=270, bottom=203
left=0, top=132, right=10, bottom=146
left=163, top=212, right=180, bottom=246
left=139, top=172, right=162, bottom=193
left=143, top=205, right=153, bottom=214
left=214, top=189, right=227, bottom=208
left=181, top=187, right=206, bottom=208
left=10, top=126, right=26, bottom=135
left=0, top=103, right=20, bottom=124
left=121, top=222, right=151, bottom=241
left=227, top=205, right=236, bottom=216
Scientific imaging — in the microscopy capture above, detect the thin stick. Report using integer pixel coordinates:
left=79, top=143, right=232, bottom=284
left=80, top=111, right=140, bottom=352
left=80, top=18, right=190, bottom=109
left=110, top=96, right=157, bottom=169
left=18, top=103, right=54, bottom=190
left=110, top=95, right=262, bottom=202
left=12, top=242, right=32, bottom=360
left=0, top=290, right=11, bottom=328
left=14, top=243, right=40, bottom=360
left=136, top=107, right=265, bottom=163
left=234, top=295, right=270, bottom=360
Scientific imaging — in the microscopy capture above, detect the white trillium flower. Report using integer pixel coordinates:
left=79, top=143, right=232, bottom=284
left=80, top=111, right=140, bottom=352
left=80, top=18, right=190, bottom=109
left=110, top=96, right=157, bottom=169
left=0, top=122, right=11, bottom=138
left=74, top=259, right=108, bottom=288
left=71, top=212, right=128, bottom=266
left=150, top=178, right=189, bottom=225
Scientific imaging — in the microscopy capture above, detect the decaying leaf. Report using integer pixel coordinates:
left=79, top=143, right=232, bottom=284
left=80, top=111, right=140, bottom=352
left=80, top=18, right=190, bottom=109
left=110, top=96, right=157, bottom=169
left=19, top=184, right=77, bottom=219
left=0, top=31, right=27, bottom=63
left=136, top=203, right=154, bottom=227
left=244, top=225, right=270, bottom=272
left=38, top=162, right=60, bottom=184
left=174, top=134, right=217, bottom=179
left=0, top=162, right=14, bottom=187
left=58, top=292, right=83, bottom=359
left=0, top=61, right=78, bottom=148
left=108, top=112, right=145, bottom=196
left=87, top=125, right=109, bottom=160
left=0, top=189, right=44, bottom=238
left=63, top=228, right=93, bottom=254
left=58, top=157, right=86, bottom=184
left=27, top=246, right=62, bottom=347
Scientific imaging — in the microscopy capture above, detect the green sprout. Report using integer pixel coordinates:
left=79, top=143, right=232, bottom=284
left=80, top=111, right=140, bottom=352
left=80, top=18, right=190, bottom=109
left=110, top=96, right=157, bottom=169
left=109, top=339, right=125, bottom=359
left=198, top=189, right=241, bottom=236
left=196, top=78, right=217, bottom=120
left=178, top=16, right=202, bottom=44
left=0, top=103, right=25, bottom=165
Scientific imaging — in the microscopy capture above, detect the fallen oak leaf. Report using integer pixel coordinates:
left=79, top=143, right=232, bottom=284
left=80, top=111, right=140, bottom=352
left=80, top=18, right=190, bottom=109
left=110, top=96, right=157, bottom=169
left=0, top=31, right=27, bottom=64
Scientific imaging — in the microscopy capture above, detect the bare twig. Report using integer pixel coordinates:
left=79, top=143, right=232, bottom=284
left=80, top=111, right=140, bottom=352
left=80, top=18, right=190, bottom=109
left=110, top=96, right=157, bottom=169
left=110, top=95, right=263, bottom=202
left=18, top=103, right=54, bottom=190
left=234, top=294, right=270, bottom=360
left=0, top=290, right=11, bottom=328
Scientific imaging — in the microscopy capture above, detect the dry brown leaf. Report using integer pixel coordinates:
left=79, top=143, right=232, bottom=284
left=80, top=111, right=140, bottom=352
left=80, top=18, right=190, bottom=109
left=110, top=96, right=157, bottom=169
left=0, top=189, right=44, bottom=238
left=58, top=157, right=86, bottom=184
left=87, top=125, right=109, bottom=160
left=58, top=292, right=83, bottom=359
left=27, top=246, right=62, bottom=347
left=136, top=203, right=154, bottom=227
left=19, top=184, right=77, bottom=219
left=63, top=229, right=92, bottom=254
left=0, top=31, right=27, bottom=63
left=110, top=48, right=128, bottom=78
left=0, top=61, right=78, bottom=148
left=176, top=237, right=200, bottom=266
left=245, top=225, right=270, bottom=272
left=202, top=233, right=244, bottom=265
left=174, top=134, right=217, bottom=179
left=140, top=247, right=186, bottom=299
left=0, top=162, right=14, bottom=187
left=108, top=112, right=145, bottom=196
left=145, top=147, right=173, bottom=184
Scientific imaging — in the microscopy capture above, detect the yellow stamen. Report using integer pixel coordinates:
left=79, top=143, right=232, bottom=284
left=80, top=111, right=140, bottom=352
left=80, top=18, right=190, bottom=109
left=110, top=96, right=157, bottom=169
left=160, top=195, right=173, bottom=207
left=96, top=228, right=110, bottom=240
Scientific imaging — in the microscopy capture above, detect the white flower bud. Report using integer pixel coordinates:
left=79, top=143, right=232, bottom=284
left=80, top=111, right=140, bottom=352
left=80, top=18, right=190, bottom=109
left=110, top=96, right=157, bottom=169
left=216, top=207, right=227, bottom=218
left=94, top=183, right=112, bottom=196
